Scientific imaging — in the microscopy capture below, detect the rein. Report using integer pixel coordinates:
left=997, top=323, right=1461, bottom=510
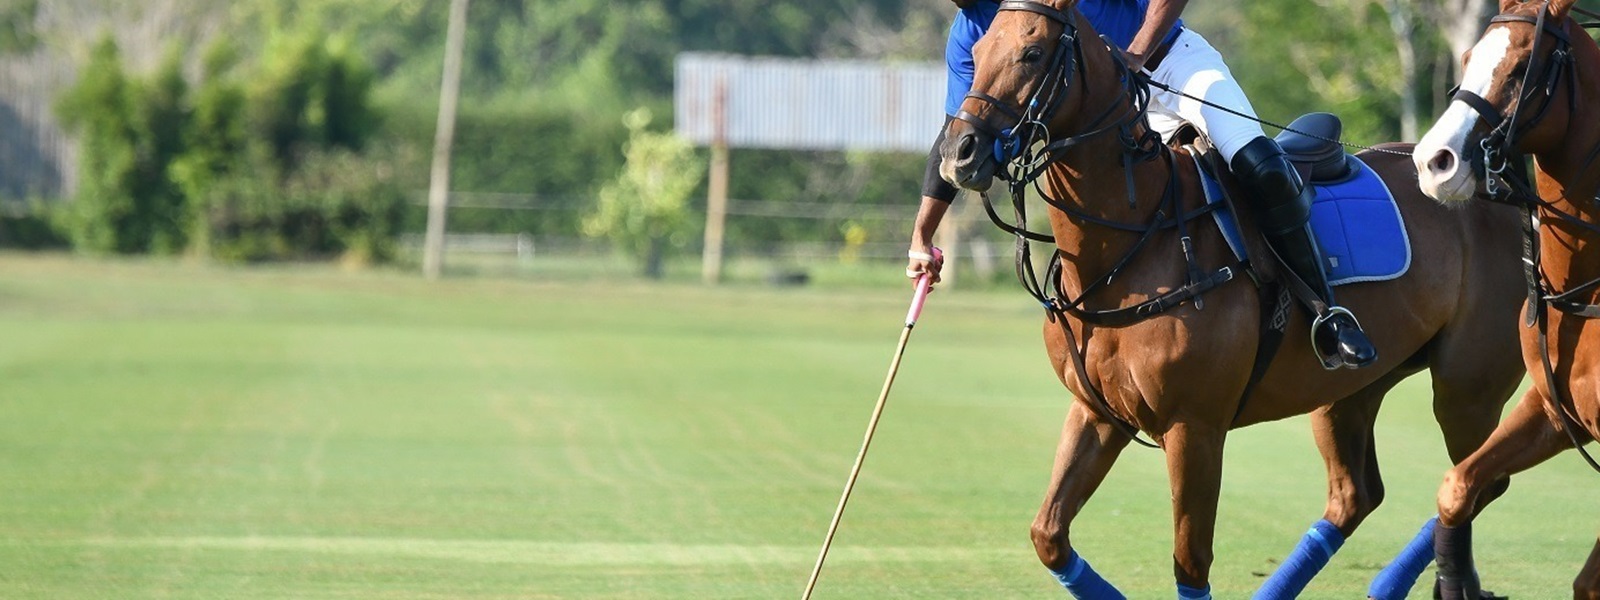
left=1469, top=1, right=1600, bottom=473
left=1137, top=77, right=1414, bottom=158
left=963, top=1, right=1251, bottom=448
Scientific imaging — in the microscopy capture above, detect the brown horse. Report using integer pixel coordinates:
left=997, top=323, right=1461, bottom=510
left=939, top=0, right=1528, bottom=596
left=1413, top=0, right=1600, bottom=597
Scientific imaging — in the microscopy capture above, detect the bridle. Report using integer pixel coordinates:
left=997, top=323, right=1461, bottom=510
left=1457, top=1, right=1600, bottom=473
left=955, top=2, right=1161, bottom=192
left=1451, top=2, right=1585, bottom=198
left=952, top=0, right=1246, bottom=448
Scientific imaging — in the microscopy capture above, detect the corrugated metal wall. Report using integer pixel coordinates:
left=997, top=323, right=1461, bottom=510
left=0, top=52, right=75, bottom=202
left=675, top=53, right=944, bottom=153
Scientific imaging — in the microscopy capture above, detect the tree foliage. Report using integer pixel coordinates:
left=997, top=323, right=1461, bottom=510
left=583, top=109, right=704, bottom=278
left=55, top=27, right=412, bottom=262
left=55, top=38, right=188, bottom=254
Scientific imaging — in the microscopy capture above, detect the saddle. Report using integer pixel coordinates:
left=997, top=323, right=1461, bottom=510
left=1188, top=113, right=1410, bottom=287
left=1275, top=112, right=1357, bottom=184
left=1168, top=111, right=1354, bottom=184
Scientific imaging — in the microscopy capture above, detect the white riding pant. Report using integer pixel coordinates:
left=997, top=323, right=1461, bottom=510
left=1143, top=28, right=1265, bottom=164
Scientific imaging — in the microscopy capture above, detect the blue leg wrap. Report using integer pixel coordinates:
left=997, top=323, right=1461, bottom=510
left=1049, top=550, right=1126, bottom=599
left=1251, top=519, right=1346, bottom=600
left=1368, top=517, right=1438, bottom=600
left=1177, top=582, right=1212, bottom=599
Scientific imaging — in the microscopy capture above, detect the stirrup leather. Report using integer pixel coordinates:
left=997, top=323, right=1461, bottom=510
left=1310, top=306, right=1361, bottom=370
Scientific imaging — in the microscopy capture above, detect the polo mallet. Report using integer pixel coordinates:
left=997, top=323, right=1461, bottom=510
left=801, top=247, right=942, bottom=600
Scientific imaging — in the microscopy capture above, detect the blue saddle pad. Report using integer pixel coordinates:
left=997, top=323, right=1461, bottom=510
left=1196, top=154, right=1410, bottom=287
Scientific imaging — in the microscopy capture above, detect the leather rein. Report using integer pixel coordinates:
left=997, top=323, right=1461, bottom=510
left=957, top=1, right=1247, bottom=448
left=1463, top=2, right=1600, bottom=473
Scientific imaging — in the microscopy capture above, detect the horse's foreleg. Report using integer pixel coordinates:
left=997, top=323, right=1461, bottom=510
left=1164, top=419, right=1226, bottom=599
left=1033, top=400, right=1131, bottom=598
left=1436, top=387, right=1574, bottom=600
left=1256, top=390, right=1388, bottom=600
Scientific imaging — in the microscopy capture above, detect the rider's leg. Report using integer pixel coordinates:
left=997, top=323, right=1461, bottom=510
left=1231, top=138, right=1377, bottom=368
left=1145, top=29, right=1376, bottom=368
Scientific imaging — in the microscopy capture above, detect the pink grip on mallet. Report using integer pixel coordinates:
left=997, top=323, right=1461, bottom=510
left=905, top=247, right=942, bottom=326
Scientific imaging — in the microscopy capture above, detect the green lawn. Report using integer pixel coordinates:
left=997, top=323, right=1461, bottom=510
left=0, top=254, right=1592, bottom=598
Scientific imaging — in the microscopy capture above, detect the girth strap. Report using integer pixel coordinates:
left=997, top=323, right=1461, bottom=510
left=1074, top=265, right=1238, bottom=328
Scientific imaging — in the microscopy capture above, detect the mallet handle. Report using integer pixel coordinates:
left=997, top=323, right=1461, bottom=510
left=802, top=249, right=940, bottom=599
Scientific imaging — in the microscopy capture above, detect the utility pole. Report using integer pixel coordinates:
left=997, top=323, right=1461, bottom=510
left=701, top=77, right=730, bottom=285
left=422, top=0, right=470, bottom=280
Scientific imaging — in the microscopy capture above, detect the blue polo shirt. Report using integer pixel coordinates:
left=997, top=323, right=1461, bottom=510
left=945, top=0, right=1182, bottom=116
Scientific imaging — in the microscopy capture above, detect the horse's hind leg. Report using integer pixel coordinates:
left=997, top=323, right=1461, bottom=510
left=1416, top=339, right=1526, bottom=600
left=1435, top=387, right=1577, bottom=600
left=1032, top=400, right=1132, bottom=598
left=1254, top=380, right=1395, bottom=600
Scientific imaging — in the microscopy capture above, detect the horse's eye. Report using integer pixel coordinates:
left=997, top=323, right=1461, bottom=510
left=1021, top=46, right=1045, bottom=64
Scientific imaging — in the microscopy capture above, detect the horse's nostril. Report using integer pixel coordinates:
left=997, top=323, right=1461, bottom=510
left=957, top=134, right=976, bottom=162
left=1428, top=149, right=1457, bottom=176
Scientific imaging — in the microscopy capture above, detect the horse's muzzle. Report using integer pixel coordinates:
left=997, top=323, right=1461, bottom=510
left=940, top=129, right=999, bottom=191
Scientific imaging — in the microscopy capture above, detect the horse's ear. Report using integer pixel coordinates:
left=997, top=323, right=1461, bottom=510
left=1548, top=0, right=1576, bottom=19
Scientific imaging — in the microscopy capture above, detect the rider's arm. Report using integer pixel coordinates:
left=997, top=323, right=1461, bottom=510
left=911, top=118, right=957, bottom=284
left=908, top=10, right=986, bottom=284
left=910, top=194, right=951, bottom=284
left=1124, top=0, right=1188, bottom=70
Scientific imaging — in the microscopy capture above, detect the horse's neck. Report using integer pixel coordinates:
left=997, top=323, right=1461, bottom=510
left=1534, top=29, right=1600, bottom=294
left=1042, top=136, right=1183, bottom=296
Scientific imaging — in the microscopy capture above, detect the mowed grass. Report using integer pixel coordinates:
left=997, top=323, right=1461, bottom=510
left=0, top=253, right=1594, bottom=599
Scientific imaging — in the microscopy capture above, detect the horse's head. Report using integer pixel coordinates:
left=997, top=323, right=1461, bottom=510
left=939, top=0, right=1100, bottom=191
left=1415, top=0, right=1582, bottom=204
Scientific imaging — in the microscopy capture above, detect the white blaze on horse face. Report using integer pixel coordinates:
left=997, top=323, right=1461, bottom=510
left=1415, top=27, right=1515, bottom=204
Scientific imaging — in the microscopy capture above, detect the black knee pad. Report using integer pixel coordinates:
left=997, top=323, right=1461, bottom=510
left=1231, top=137, right=1313, bottom=235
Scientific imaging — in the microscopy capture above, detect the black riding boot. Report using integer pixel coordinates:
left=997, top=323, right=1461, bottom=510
left=1231, top=136, right=1377, bottom=369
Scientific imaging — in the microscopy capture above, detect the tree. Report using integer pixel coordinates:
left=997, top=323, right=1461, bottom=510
left=55, top=37, right=190, bottom=254
left=583, top=108, right=705, bottom=279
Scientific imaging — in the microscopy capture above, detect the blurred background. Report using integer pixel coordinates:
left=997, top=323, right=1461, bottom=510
left=5, top=0, right=1594, bottom=285
left=4, top=1, right=1600, bottom=598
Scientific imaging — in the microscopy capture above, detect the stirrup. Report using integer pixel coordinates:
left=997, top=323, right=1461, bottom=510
left=1310, top=306, right=1362, bottom=370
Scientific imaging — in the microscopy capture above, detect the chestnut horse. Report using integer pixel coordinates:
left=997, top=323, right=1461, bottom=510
left=940, top=0, right=1527, bottom=596
left=1413, top=0, right=1600, bottom=597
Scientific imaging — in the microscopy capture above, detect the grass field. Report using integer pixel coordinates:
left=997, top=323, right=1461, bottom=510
left=0, top=253, right=1594, bottom=599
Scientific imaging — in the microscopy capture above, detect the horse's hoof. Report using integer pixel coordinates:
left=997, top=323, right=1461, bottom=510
left=1431, top=579, right=1505, bottom=600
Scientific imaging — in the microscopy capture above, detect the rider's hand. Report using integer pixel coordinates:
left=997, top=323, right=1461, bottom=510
left=906, top=247, right=942, bottom=288
left=1115, top=46, right=1147, bottom=72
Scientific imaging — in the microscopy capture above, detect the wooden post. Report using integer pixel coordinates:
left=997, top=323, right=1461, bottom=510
left=701, top=77, right=730, bottom=285
left=422, top=0, right=470, bottom=280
